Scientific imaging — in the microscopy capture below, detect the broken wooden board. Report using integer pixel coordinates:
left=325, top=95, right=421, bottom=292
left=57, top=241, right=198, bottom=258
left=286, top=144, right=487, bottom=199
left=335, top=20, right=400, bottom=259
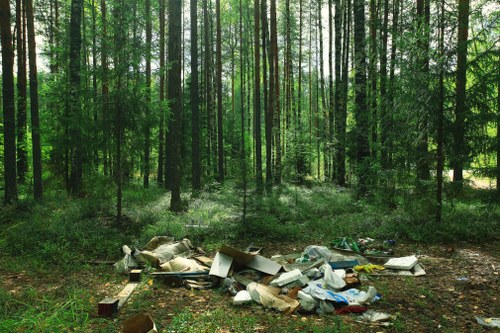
left=117, top=282, right=140, bottom=309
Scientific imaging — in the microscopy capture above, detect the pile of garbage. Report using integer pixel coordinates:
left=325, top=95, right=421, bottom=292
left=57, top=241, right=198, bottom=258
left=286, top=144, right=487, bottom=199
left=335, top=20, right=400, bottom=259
left=114, top=236, right=427, bottom=325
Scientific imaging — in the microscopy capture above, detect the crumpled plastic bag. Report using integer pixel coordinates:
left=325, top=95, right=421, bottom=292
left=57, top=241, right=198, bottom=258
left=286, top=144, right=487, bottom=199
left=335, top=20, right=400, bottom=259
left=114, top=245, right=138, bottom=274
left=320, top=264, right=346, bottom=290
left=354, top=264, right=385, bottom=274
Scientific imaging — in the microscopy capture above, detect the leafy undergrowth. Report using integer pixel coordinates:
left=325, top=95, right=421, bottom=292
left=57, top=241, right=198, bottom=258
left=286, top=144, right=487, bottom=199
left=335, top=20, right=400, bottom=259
left=0, top=181, right=498, bottom=332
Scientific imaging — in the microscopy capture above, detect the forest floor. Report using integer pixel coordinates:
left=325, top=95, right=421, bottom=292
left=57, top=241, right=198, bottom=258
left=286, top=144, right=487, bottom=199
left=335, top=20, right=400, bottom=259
left=0, top=181, right=499, bottom=332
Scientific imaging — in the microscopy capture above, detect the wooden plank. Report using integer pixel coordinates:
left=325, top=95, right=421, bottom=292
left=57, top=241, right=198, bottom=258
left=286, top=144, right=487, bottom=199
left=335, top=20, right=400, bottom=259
left=117, top=282, right=140, bottom=309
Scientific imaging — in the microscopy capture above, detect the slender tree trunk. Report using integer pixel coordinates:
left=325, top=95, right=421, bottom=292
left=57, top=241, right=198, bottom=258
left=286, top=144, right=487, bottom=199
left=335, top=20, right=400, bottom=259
left=270, top=0, right=280, bottom=185
left=436, top=0, right=445, bottom=222
left=453, top=0, right=470, bottom=186
left=308, top=4, right=313, bottom=175
left=91, top=0, right=98, bottom=170
left=203, top=0, right=213, bottom=176
left=327, top=0, right=334, bottom=181
left=296, top=0, right=305, bottom=183
left=318, top=0, right=328, bottom=180
left=191, top=0, right=201, bottom=192
left=16, top=0, right=28, bottom=183
left=368, top=0, right=378, bottom=156
left=262, top=0, right=272, bottom=191
left=387, top=0, right=398, bottom=167
left=340, top=0, right=350, bottom=184
left=168, top=0, right=183, bottom=211
left=101, top=0, right=109, bottom=176
left=379, top=0, right=389, bottom=169
left=353, top=0, right=369, bottom=194
left=496, top=55, right=500, bottom=195
left=113, top=0, right=126, bottom=224
left=216, top=0, right=224, bottom=182
left=334, top=0, right=344, bottom=185
left=68, top=0, right=83, bottom=195
left=143, top=0, right=152, bottom=187
left=26, top=0, right=42, bottom=200
left=240, top=0, right=247, bottom=221
left=416, top=0, right=430, bottom=181
left=0, top=0, right=18, bottom=203
left=254, top=0, right=263, bottom=193
left=158, top=0, right=165, bottom=185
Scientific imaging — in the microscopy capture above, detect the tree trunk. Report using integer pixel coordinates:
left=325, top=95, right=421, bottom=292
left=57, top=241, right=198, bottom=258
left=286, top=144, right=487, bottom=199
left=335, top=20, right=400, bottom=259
left=143, top=0, right=152, bottom=188
left=239, top=0, right=247, bottom=220
left=254, top=0, right=263, bottom=193
left=216, top=0, right=224, bottom=182
left=379, top=0, right=389, bottom=169
left=415, top=0, right=430, bottom=181
left=436, top=0, right=445, bottom=222
left=368, top=0, right=378, bottom=156
left=26, top=0, right=42, bottom=200
left=327, top=0, right=334, bottom=180
left=203, top=0, right=213, bottom=177
left=453, top=0, right=470, bottom=186
left=318, top=0, right=328, bottom=181
left=271, top=0, right=280, bottom=185
left=263, top=0, right=272, bottom=191
left=16, top=0, right=28, bottom=183
left=334, top=0, right=345, bottom=185
left=168, top=0, right=183, bottom=211
left=0, top=0, right=18, bottom=203
left=353, top=0, right=369, bottom=194
left=68, top=0, right=83, bottom=195
left=101, top=0, right=109, bottom=176
left=158, top=0, right=165, bottom=185
left=191, top=0, right=201, bottom=192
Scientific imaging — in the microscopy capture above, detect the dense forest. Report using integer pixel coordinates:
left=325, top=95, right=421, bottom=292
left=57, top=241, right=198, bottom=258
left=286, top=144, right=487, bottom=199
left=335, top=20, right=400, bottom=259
left=1, top=0, right=498, bottom=216
left=0, top=0, right=499, bottom=331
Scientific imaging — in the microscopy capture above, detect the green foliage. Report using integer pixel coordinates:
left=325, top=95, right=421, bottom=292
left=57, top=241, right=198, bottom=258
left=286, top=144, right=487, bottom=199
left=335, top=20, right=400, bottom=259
left=0, top=286, right=116, bottom=333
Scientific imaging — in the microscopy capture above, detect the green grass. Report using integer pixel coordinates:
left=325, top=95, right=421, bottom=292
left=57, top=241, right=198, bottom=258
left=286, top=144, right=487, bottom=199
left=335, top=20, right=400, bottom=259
left=0, top=180, right=498, bottom=332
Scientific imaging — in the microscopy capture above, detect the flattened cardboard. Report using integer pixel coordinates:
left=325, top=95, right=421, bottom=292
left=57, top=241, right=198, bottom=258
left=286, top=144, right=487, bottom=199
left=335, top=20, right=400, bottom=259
left=209, top=252, right=233, bottom=278
left=219, top=245, right=282, bottom=275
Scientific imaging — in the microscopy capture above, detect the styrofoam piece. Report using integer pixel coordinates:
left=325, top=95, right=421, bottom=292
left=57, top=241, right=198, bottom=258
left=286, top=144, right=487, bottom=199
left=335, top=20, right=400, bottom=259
left=384, top=255, right=418, bottom=270
left=270, top=269, right=303, bottom=287
left=233, top=290, right=253, bottom=305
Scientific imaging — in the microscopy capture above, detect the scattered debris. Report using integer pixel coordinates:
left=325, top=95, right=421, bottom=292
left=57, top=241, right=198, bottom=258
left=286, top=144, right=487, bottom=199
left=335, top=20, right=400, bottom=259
left=233, top=290, right=252, bottom=305
left=476, top=316, right=500, bottom=328
left=384, top=255, right=418, bottom=270
left=122, top=312, right=158, bottom=333
left=111, top=236, right=429, bottom=325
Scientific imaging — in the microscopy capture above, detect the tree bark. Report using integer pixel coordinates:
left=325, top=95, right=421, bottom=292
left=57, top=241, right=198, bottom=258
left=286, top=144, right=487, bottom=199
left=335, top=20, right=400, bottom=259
left=254, top=0, right=263, bottom=193
left=353, top=0, right=370, bottom=194
left=453, top=0, right=470, bottom=186
left=334, top=0, right=345, bottom=185
left=216, top=0, right=224, bottom=182
left=191, top=0, right=201, bottom=192
left=168, top=0, right=183, bottom=211
left=158, top=0, right=165, bottom=185
left=68, top=0, right=83, bottom=195
left=379, top=0, right=389, bottom=170
left=16, top=0, right=28, bottom=183
left=0, top=0, right=18, bottom=203
left=144, top=0, right=152, bottom=188
left=26, top=0, right=42, bottom=200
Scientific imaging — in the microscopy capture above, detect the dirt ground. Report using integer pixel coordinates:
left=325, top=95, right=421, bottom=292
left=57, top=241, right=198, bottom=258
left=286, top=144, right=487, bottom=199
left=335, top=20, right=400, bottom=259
left=2, top=242, right=498, bottom=332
